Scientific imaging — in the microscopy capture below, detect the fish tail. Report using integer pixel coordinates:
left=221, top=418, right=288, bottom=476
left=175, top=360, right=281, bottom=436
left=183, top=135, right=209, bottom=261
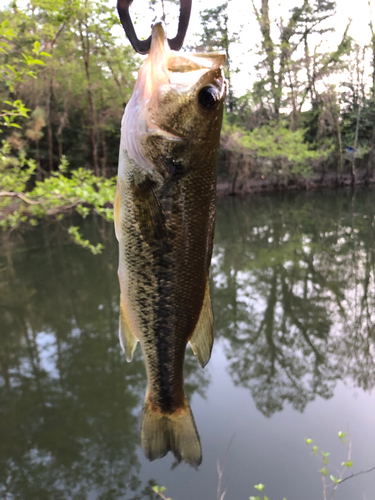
left=141, top=397, right=202, bottom=467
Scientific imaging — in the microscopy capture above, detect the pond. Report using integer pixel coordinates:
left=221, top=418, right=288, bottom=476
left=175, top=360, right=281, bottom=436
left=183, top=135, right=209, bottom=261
left=1, top=188, right=375, bottom=500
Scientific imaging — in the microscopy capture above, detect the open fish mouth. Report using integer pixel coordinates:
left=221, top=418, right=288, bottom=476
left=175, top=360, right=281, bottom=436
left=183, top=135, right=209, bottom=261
left=121, top=22, right=226, bottom=171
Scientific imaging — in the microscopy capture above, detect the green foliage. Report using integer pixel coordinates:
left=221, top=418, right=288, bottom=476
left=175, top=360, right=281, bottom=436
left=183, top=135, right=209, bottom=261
left=0, top=19, right=50, bottom=132
left=67, top=226, right=104, bottom=255
left=0, top=143, right=116, bottom=253
left=254, top=483, right=265, bottom=491
left=0, top=0, right=138, bottom=173
left=250, top=482, right=269, bottom=500
left=305, top=430, right=358, bottom=498
left=153, top=485, right=172, bottom=500
left=222, top=120, right=331, bottom=182
left=153, top=430, right=371, bottom=500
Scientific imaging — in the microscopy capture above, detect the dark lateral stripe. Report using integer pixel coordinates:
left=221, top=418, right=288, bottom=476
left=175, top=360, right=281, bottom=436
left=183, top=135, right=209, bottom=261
left=152, top=236, right=177, bottom=413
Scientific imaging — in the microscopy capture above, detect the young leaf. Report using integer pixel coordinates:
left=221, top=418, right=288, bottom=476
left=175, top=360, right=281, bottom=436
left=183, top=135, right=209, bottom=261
left=320, top=467, right=328, bottom=477
left=330, top=475, right=341, bottom=484
left=33, top=40, right=40, bottom=54
left=338, top=431, right=348, bottom=443
left=341, top=460, right=353, bottom=468
left=254, top=484, right=265, bottom=491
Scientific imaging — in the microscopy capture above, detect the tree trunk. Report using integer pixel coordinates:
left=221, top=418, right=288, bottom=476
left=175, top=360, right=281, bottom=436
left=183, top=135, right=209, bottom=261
left=79, top=18, right=100, bottom=176
left=366, top=126, right=375, bottom=183
left=351, top=103, right=361, bottom=186
left=56, top=111, right=68, bottom=160
left=258, top=0, right=278, bottom=118
left=337, top=127, right=343, bottom=185
left=46, top=70, right=54, bottom=171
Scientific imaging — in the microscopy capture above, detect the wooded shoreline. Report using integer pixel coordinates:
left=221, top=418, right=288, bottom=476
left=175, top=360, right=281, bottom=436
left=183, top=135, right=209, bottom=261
left=2, top=0, right=375, bottom=248
left=216, top=161, right=375, bottom=196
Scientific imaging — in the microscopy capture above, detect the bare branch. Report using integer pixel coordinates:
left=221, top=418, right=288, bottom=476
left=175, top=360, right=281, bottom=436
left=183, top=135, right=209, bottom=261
left=0, top=191, right=41, bottom=205
left=338, top=465, right=375, bottom=485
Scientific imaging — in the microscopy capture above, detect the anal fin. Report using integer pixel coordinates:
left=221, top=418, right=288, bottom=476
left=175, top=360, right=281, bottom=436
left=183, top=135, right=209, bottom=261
left=189, top=281, right=214, bottom=368
left=119, top=294, right=138, bottom=362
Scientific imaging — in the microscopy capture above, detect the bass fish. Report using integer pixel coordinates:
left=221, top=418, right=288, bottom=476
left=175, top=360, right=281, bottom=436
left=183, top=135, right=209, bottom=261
left=114, top=22, right=226, bottom=466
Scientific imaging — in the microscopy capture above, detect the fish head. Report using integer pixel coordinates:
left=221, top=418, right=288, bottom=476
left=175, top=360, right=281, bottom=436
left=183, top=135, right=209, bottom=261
left=122, top=22, right=226, bottom=172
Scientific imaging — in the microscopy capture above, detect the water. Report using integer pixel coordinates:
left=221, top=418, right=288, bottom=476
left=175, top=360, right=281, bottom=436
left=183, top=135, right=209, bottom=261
left=0, top=188, right=375, bottom=500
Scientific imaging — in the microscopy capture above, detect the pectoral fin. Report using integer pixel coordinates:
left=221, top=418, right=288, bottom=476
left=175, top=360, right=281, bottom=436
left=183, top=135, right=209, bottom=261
left=189, top=281, right=213, bottom=368
left=132, top=175, right=167, bottom=241
left=119, top=294, right=138, bottom=362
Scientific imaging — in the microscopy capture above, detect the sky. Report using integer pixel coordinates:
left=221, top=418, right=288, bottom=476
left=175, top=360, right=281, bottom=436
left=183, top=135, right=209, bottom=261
left=2, top=0, right=375, bottom=95
left=108, top=0, right=375, bottom=95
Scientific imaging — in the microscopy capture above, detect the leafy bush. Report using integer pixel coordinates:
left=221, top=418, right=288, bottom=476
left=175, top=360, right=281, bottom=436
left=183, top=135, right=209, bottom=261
left=0, top=142, right=115, bottom=252
left=221, top=120, right=332, bottom=184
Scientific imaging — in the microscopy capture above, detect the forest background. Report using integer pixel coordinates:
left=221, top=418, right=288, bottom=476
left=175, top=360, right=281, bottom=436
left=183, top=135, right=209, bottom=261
left=0, top=0, right=375, bottom=247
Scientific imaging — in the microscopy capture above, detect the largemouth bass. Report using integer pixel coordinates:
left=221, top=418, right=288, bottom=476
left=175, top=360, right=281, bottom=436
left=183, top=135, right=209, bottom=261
left=115, top=22, right=226, bottom=466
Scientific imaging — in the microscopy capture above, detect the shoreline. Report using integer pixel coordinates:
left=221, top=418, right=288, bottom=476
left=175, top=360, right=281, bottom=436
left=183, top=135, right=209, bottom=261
left=216, top=171, right=375, bottom=197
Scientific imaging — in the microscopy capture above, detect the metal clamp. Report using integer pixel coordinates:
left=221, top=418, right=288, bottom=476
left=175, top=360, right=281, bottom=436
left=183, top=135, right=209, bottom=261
left=117, top=0, right=192, bottom=55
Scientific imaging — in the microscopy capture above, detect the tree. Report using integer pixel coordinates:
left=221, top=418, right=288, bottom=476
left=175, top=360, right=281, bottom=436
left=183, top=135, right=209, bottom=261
left=250, top=0, right=351, bottom=125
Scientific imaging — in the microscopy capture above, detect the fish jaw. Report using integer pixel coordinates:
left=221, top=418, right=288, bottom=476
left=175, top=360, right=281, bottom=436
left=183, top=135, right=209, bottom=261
left=120, top=22, right=226, bottom=178
left=120, top=23, right=171, bottom=174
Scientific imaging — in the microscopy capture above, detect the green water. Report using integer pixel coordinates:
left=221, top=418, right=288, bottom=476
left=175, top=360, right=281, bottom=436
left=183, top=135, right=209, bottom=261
left=0, top=189, right=375, bottom=499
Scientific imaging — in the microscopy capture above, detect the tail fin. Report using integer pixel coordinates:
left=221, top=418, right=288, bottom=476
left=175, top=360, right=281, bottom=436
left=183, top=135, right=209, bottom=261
left=141, top=398, right=202, bottom=467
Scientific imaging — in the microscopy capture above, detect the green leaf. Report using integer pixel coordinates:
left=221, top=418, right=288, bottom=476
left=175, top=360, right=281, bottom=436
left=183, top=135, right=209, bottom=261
left=305, top=438, right=313, bottom=445
left=320, top=467, right=328, bottom=477
left=312, top=446, right=318, bottom=455
left=341, top=460, right=353, bottom=468
left=33, top=40, right=40, bottom=53
left=254, top=484, right=265, bottom=491
left=338, top=431, right=348, bottom=443
left=330, top=475, right=341, bottom=484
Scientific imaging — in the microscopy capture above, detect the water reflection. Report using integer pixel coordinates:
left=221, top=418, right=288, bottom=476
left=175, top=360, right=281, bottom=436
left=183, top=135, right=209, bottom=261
left=212, top=189, right=375, bottom=417
left=1, top=189, right=375, bottom=495
left=0, top=221, right=208, bottom=498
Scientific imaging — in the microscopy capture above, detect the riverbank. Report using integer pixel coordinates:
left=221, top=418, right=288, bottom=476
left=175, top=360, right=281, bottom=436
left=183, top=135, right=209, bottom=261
left=216, top=158, right=375, bottom=196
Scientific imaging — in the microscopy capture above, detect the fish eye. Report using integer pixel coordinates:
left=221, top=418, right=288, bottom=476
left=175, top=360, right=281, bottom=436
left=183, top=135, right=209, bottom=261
left=198, top=86, right=220, bottom=111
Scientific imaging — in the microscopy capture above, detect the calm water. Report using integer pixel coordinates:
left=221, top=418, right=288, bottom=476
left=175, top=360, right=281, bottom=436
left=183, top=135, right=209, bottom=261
left=1, top=189, right=375, bottom=500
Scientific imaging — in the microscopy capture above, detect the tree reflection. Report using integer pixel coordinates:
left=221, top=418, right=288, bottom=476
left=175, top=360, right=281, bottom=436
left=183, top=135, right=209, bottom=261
left=2, top=189, right=374, bottom=492
left=0, top=219, right=209, bottom=499
left=212, top=190, right=375, bottom=417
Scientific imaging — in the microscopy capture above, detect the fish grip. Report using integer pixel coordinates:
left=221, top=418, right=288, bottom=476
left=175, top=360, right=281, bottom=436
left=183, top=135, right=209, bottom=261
left=117, top=0, right=192, bottom=54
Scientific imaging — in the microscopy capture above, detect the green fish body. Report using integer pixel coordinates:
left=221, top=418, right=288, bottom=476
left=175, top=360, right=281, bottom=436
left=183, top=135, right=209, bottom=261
left=115, top=23, right=226, bottom=466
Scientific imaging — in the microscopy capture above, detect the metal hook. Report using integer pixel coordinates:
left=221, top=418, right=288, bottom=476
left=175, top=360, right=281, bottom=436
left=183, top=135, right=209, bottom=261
left=117, top=0, right=192, bottom=55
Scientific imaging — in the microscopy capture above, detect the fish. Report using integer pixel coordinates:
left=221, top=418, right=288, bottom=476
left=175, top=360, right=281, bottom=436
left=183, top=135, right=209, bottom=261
left=114, top=22, right=226, bottom=467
